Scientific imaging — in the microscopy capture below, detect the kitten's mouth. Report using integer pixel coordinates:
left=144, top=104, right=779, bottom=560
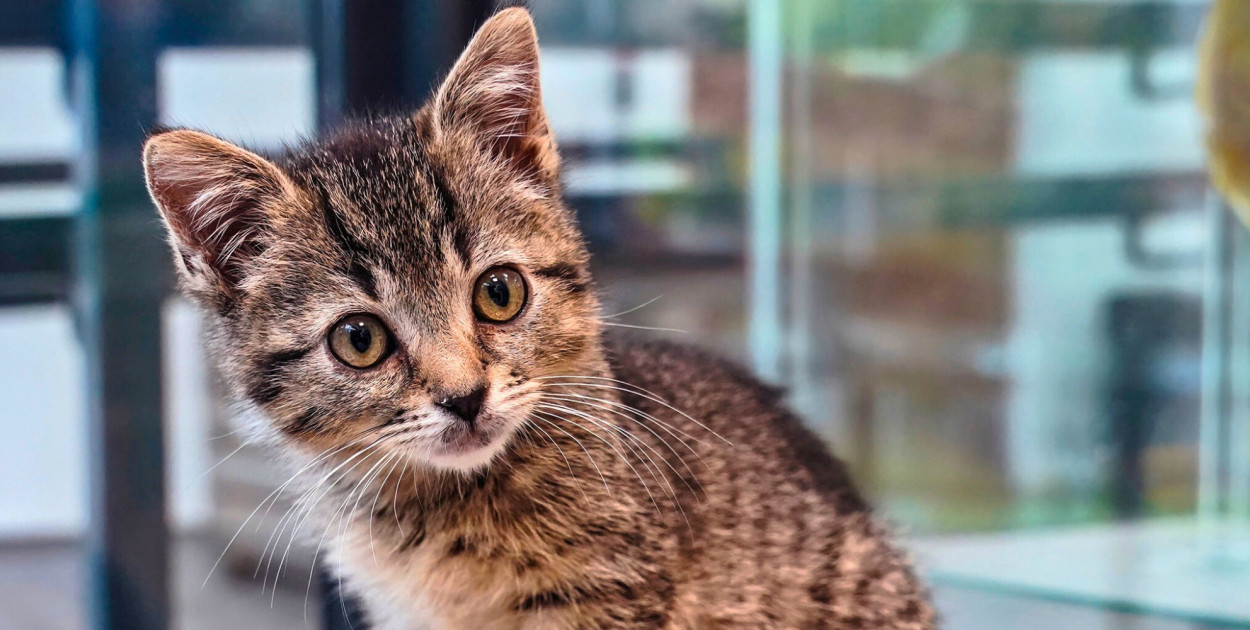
left=425, top=414, right=514, bottom=470
left=440, top=425, right=496, bottom=451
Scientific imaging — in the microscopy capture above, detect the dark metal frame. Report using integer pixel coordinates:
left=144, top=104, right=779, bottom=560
left=69, top=1, right=170, bottom=629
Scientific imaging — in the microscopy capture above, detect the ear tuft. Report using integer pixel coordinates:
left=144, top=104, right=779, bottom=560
left=431, top=8, right=559, bottom=183
left=143, top=129, right=293, bottom=302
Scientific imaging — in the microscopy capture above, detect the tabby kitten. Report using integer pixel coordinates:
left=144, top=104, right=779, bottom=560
left=143, top=8, right=935, bottom=629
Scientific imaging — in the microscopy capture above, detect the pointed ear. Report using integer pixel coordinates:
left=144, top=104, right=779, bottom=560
left=431, top=7, right=559, bottom=184
left=143, top=129, right=295, bottom=304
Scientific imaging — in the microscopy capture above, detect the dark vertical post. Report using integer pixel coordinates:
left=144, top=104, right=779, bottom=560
left=69, top=0, right=170, bottom=629
left=316, top=0, right=496, bottom=129
left=403, top=0, right=496, bottom=103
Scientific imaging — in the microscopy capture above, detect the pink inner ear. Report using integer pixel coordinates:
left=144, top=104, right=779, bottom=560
left=145, top=133, right=283, bottom=291
left=433, top=9, right=559, bottom=184
left=165, top=179, right=267, bottom=288
left=479, top=72, right=549, bottom=177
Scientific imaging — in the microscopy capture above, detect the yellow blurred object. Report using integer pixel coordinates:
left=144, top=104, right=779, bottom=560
left=1198, top=0, right=1250, bottom=226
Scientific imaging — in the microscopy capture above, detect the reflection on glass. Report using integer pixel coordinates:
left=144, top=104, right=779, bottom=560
left=771, top=0, right=1248, bottom=625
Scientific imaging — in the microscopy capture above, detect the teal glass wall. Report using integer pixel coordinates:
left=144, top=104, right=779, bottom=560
left=756, top=0, right=1248, bottom=626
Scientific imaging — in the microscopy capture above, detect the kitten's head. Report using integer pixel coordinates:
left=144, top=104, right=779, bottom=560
left=144, top=8, right=599, bottom=471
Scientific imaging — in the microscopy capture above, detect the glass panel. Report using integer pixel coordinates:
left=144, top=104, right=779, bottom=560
left=774, top=0, right=1249, bottom=625
left=532, top=0, right=751, bottom=361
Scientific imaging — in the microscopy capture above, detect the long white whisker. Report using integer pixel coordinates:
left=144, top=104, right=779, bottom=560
left=203, top=436, right=369, bottom=589
left=303, top=450, right=385, bottom=621
left=535, top=376, right=732, bottom=445
left=250, top=426, right=396, bottom=578
left=260, top=440, right=385, bottom=589
left=535, top=403, right=679, bottom=517
left=523, top=417, right=589, bottom=502
left=392, top=458, right=408, bottom=537
left=530, top=415, right=611, bottom=495
left=532, top=407, right=662, bottom=516
left=602, top=295, right=663, bottom=319
left=192, top=441, right=247, bottom=486
left=541, top=390, right=706, bottom=461
left=542, top=389, right=707, bottom=449
left=368, top=453, right=403, bottom=564
left=542, top=393, right=703, bottom=499
left=601, top=322, right=689, bottom=334
left=273, top=440, right=387, bottom=598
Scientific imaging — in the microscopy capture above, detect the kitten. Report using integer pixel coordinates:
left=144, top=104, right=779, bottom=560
left=143, top=8, right=935, bottom=629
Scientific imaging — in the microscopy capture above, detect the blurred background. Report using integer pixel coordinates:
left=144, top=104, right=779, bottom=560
left=1, top=0, right=1248, bottom=628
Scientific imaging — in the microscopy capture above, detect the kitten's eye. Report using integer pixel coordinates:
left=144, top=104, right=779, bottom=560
left=473, top=267, right=527, bottom=323
left=328, top=314, right=391, bottom=368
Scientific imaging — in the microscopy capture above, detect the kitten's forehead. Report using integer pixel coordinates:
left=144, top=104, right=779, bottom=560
left=290, top=120, right=443, bottom=241
left=269, top=115, right=585, bottom=318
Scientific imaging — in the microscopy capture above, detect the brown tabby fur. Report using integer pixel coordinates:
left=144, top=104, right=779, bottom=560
left=142, top=8, right=936, bottom=629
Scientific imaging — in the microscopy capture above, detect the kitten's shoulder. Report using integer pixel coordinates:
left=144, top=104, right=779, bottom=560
left=601, top=331, right=784, bottom=405
left=601, top=332, right=868, bottom=513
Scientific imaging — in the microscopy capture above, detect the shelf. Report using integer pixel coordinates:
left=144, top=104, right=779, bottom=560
left=913, top=518, right=1250, bottom=626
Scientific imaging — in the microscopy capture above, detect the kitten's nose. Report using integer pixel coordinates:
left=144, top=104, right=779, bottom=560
left=436, top=386, right=486, bottom=425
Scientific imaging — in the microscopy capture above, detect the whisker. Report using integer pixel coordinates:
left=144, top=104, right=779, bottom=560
left=299, top=443, right=394, bottom=610
left=534, top=375, right=733, bottom=445
left=530, top=414, right=612, bottom=495
left=255, top=441, right=382, bottom=584
left=250, top=421, right=400, bottom=546
left=535, top=402, right=681, bottom=517
left=366, top=453, right=403, bottom=564
left=602, top=294, right=663, bottom=319
left=540, top=389, right=706, bottom=453
left=302, top=451, right=386, bottom=620
left=521, top=417, right=589, bottom=503
left=208, top=428, right=243, bottom=441
left=541, top=392, right=704, bottom=498
left=272, top=440, right=387, bottom=598
left=601, top=322, right=688, bottom=334
left=204, top=432, right=376, bottom=590
left=190, top=441, right=247, bottom=487
left=541, top=389, right=707, bottom=450
left=391, top=458, right=408, bottom=537
left=532, top=407, right=663, bottom=517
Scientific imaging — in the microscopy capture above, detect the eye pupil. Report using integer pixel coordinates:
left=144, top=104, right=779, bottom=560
left=348, top=324, right=372, bottom=353
left=485, top=277, right=509, bottom=307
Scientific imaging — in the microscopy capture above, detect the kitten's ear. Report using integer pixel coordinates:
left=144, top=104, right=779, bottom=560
left=143, top=129, right=295, bottom=303
left=431, top=8, right=559, bottom=184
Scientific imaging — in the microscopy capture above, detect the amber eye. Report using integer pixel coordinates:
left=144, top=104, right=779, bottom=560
left=328, top=314, right=391, bottom=368
left=473, top=267, right=527, bottom=323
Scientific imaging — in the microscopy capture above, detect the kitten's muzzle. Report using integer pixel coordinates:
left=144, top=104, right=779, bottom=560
left=436, top=386, right=486, bottom=426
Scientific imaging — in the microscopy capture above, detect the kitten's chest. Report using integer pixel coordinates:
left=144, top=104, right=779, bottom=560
left=331, top=520, right=533, bottom=630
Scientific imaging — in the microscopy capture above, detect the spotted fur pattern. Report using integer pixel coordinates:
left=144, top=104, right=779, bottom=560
left=143, top=8, right=936, bottom=629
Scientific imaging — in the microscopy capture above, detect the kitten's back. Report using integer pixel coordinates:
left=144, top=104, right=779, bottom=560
left=603, top=334, right=935, bottom=628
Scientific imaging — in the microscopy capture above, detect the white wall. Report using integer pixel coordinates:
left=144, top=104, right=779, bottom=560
left=0, top=305, right=86, bottom=537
